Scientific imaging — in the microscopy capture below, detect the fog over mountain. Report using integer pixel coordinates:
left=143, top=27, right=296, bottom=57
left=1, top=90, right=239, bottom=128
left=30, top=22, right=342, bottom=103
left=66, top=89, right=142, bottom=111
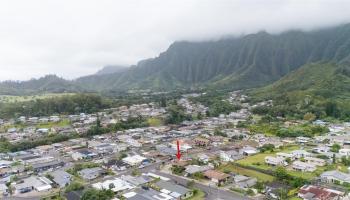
left=0, top=0, right=350, bottom=80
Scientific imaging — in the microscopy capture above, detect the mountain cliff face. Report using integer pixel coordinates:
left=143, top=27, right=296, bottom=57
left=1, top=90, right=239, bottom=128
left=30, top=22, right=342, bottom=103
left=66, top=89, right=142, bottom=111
left=75, top=23, right=350, bottom=92
left=95, top=65, right=128, bottom=75
left=1, top=23, right=350, bottom=95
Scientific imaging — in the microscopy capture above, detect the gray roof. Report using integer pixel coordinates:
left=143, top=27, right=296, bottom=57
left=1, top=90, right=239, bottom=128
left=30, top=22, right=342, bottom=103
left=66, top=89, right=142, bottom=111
left=185, top=165, right=212, bottom=174
left=32, top=160, right=64, bottom=170
left=50, top=170, right=72, bottom=187
left=121, top=175, right=152, bottom=186
left=128, top=189, right=163, bottom=200
left=155, top=180, right=190, bottom=196
left=321, top=170, right=350, bottom=182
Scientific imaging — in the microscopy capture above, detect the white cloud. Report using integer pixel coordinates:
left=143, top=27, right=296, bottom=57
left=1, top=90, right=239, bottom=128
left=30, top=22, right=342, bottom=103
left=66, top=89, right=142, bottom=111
left=0, top=0, right=349, bottom=80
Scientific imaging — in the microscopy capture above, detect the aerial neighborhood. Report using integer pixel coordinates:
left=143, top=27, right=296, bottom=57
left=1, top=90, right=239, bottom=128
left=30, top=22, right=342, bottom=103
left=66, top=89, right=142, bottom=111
left=0, top=90, right=349, bottom=200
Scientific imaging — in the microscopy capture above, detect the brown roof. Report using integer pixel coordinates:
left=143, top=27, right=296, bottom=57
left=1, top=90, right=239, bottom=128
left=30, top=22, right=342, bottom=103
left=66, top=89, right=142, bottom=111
left=194, top=137, right=210, bottom=143
left=172, top=160, right=189, bottom=167
left=299, top=185, right=343, bottom=200
left=204, top=170, right=230, bottom=180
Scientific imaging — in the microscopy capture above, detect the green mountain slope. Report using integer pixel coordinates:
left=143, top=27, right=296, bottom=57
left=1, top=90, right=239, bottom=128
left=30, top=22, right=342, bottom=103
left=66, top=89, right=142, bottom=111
left=252, top=62, right=350, bottom=100
left=76, top=24, right=350, bottom=92
left=1, top=23, right=350, bottom=95
left=250, top=61, right=350, bottom=119
left=0, top=75, right=85, bottom=95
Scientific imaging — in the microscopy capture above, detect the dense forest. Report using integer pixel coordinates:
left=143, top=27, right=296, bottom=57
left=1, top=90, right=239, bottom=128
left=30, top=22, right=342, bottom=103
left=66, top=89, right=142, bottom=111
left=0, top=94, right=112, bottom=118
left=250, top=62, right=350, bottom=121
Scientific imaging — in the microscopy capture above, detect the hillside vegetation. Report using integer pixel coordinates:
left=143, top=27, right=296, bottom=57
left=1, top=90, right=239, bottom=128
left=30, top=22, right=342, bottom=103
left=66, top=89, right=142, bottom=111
left=250, top=62, right=350, bottom=120
left=1, top=24, right=350, bottom=94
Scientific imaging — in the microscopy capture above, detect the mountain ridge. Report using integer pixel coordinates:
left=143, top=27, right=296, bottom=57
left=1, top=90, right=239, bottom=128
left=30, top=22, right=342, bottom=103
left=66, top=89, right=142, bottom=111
left=1, top=23, right=350, bottom=95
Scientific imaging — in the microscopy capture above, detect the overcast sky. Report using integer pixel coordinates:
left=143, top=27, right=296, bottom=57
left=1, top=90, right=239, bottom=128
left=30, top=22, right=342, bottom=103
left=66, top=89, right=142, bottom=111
left=0, top=0, right=350, bottom=81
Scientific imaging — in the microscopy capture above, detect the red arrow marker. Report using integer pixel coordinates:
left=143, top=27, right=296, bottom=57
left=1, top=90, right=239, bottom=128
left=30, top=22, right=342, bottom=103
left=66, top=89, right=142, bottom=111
left=176, top=140, right=181, bottom=161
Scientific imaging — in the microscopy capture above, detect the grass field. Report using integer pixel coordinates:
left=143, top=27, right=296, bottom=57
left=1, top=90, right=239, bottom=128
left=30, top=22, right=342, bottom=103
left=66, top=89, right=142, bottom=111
left=236, top=145, right=347, bottom=180
left=236, top=145, right=300, bottom=169
left=218, top=164, right=275, bottom=182
left=36, top=119, right=71, bottom=129
left=0, top=93, right=75, bottom=103
left=188, top=189, right=205, bottom=200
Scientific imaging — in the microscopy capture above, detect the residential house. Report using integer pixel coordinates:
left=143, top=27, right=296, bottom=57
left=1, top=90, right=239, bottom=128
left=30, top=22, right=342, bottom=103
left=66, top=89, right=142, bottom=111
left=78, top=167, right=105, bottom=180
left=292, top=150, right=312, bottom=159
left=339, top=149, right=350, bottom=157
left=304, top=157, right=326, bottom=167
left=103, top=159, right=130, bottom=171
left=0, top=183, right=8, bottom=197
left=220, top=150, right=242, bottom=162
left=185, top=165, right=213, bottom=175
left=13, top=176, right=52, bottom=194
left=276, top=152, right=295, bottom=160
left=233, top=175, right=257, bottom=189
left=71, top=150, right=97, bottom=161
left=313, top=146, right=331, bottom=154
left=92, top=178, right=134, bottom=193
left=193, top=137, right=210, bottom=147
left=122, top=155, right=148, bottom=166
left=0, top=160, right=13, bottom=168
left=296, top=137, right=310, bottom=144
left=32, top=160, right=65, bottom=172
left=320, top=170, right=350, bottom=184
left=50, top=170, right=72, bottom=188
left=154, top=180, right=193, bottom=199
left=120, top=175, right=153, bottom=186
left=197, top=153, right=210, bottom=163
left=292, top=161, right=316, bottom=172
left=204, top=170, right=230, bottom=185
left=125, top=188, right=173, bottom=200
left=240, top=146, right=258, bottom=156
left=265, top=156, right=287, bottom=166
left=298, top=185, right=345, bottom=200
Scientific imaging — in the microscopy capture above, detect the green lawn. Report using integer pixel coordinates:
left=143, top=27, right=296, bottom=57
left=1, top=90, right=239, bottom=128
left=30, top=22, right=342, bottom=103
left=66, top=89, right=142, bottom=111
left=0, top=93, right=75, bottom=103
left=236, top=145, right=347, bottom=180
left=36, top=119, right=71, bottom=129
left=236, top=145, right=300, bottom=169
left=188, top=189, right=205, bottom=200
left=218, top=164, right=275, bottom=182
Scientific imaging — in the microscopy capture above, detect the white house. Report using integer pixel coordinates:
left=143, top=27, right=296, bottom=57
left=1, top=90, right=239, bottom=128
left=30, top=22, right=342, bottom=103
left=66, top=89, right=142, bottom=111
left=304, top=157, right=326, bottom=166
left=276, top=152, right=295, bottom=160
left=291, top=150, right=312, bottom=159
left=339, top=149, right=350, bottom=157
left=92, top=178, right=134, bottom=192
left=265, top=156, right=287, bottom=166
left=122, top=155, right=147, bottom=166
left=292, top=161, right=316, bottom=172
left=320, top=170, right=350, bottom=184
left=13, top=176, right=52, bottom=194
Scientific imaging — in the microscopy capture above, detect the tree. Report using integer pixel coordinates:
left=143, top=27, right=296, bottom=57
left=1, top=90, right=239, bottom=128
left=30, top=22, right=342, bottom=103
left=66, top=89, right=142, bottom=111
left=65, top=182, right=84, bottom=193
left=80, top=189, right=114, bottom=200
left=197, top=112, right=203, bottom=120
left=160, top=97, right=167, bottom=107
left=165, top=104, right=192, bottom=124
left=331, top=144, right=341, bottom=153
left=275, top=167, right=289, bottom=181
left=171, top=165, right=185, bottom=175
left=108, top=183, right=115, bottom=190
left=303, top=112, right=316, bottom=121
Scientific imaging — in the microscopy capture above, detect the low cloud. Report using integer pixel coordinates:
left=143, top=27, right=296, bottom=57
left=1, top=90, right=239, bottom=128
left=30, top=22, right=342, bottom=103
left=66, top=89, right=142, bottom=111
left=0, top=0, right=349, bottom=80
